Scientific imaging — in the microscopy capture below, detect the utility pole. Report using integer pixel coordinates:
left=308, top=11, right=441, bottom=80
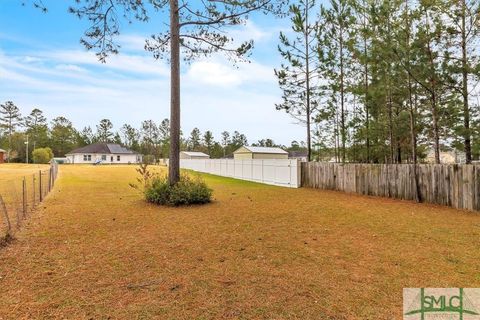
left=25, top=134, right=29, bottom=164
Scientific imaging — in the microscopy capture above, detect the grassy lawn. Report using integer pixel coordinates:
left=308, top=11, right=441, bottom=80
left=0, top=164, right=50, bottom=220
left=0, top=165, right=479, bottom=319
left=0, top=163, right=49, bottom=181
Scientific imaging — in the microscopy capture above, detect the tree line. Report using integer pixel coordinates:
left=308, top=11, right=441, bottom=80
left=23, top=0, right=288, bottom=185
left=0, top=101, right=306, bottom=162
left=277, top=0, right=480, bottom=164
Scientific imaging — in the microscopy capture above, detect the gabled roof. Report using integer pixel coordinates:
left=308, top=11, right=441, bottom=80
left=181, top=151, right=210, bottom=157
left=234, top=146, right=288, bottom=154
left=67, top=143, right=137, bottom=155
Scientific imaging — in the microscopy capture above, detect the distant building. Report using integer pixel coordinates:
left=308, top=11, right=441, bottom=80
left=0, top=149, right=5, bottom=164
left=0, top=149, right=7, bottom=163
left=233, top=146, right=288, bottom=160
left=425, top=149, right=466, bottom=164
left=66, top=143, right=142, bottom=164
left=288, top=150, right=309, bottom=162
left=53, top=157, right=70, bottom=164
left=180, top=151, right=210, bottom=159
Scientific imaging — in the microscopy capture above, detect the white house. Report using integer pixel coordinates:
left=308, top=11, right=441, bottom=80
left=180, top=151, right=210, bottom=159
left=233, top=146, right=288, bottom=160
left=66, top=143, right=142, bottom=164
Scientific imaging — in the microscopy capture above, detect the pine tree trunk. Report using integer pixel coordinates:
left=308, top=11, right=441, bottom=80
left=168, top=0, right=181, bottom=185
left=8, top=127, right=12, bottom=163
left=362, top=3, right=370, bottom=163
left=387, top=79, right=394, bottom=164
left=431, top=90, right=441, bottom=164
left=364, top=42, right=370, bottom=163
left=408, top=79, right=420, bottom=201
left=427, top=54, right=440, bottom=164
left=425, top=11, right=441, bottom=164
left=396, top=135, right=401, bottom=163
left=340, top=31, right=346, bottom=163
left=405, top=0, right=420, bottom=200
left=305, top=0, right=312, bottom=162
left=335, top=109, right=339, bottom=163
left=461, top=0, right=472, bottom=163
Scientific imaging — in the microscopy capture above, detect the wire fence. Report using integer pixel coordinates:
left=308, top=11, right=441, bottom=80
left=0, top=161, right=58, bottom=245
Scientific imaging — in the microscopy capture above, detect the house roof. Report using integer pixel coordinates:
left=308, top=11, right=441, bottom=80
left=234, top=146, right=288, bottom=154
left=181, top=151, right=209, bottom=157
left=67, top=143, right=137, bottom=155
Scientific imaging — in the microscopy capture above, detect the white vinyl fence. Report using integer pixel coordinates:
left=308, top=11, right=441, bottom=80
left=179, top=159, right=301, bottom=188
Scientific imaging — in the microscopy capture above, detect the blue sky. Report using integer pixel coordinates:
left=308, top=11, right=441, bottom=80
left=0, top=0, right=306, bottom=145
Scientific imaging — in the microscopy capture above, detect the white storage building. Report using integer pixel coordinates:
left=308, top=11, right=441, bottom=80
left=180, top=151, right=210, bottom=159
left=233, top=146, right=288, bottom=160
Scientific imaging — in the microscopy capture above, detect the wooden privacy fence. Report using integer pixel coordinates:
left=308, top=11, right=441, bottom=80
left=301, top=162, right=480, bottom=212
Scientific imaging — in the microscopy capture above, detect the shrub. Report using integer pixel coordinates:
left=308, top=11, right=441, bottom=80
left=129, top=164, right=213, bottom=206
left=129, top=163, right=155, bottom=191
left=32, top=147, right=54, bottom=164
left=145, top=174, right=213, bottom=206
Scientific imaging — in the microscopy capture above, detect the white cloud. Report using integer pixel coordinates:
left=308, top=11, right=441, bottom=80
left=55, top=64, right=88, bottom=73
left=117, top=34, right=148, bottom=52
left=0, top=34, right=305, bottom=145
left=23, top=56, right=44, bottom=63
left=46, top=50, right=169, bottom=77
left=228, top=20, right=274, bottom=44
left=186, top=61, right=242, bottom=87
left=185, top=57, right=276, bottom=88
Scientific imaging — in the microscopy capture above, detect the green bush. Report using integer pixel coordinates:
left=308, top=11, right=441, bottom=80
left=32, top=147, right=54, bottom=164
left=145, top=174, right=213, bottom=206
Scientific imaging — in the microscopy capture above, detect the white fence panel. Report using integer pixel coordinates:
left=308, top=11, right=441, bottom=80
left=227, top=160, right=235, bottom=177
left=178, top=159, right=300, bottom=188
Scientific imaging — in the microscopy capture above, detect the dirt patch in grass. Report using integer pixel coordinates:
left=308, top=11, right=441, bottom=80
left=0, top=165, right=479, bottom=319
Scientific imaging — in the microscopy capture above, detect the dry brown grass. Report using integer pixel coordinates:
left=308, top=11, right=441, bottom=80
left=0, top=165, right=479, bottom=319
left=0, top=164, right=51, bottom=235
left=0, top=164, right=49, bottom=182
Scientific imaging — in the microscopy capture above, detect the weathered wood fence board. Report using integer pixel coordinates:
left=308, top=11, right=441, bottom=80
left=301, top=162, right=480, bottom=212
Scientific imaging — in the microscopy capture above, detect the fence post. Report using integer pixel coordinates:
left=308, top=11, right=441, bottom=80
left=48, top=167, right=52, bottom=192
left=39, top=170, right=43, bottom=202
left=22, top=177, right=27, bottom=218
left=32, top=174, right=36, bottom=207
left=0, top=195, right=11, bottom=236
left=51, top=164, right=55, bottom=187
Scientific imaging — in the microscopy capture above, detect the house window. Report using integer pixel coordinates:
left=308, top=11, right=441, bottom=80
left=117, top=155, right=121, bottom=161
left=83, top=154, right=92, bottom=161
left=101, top=155, right=107, bottom=161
